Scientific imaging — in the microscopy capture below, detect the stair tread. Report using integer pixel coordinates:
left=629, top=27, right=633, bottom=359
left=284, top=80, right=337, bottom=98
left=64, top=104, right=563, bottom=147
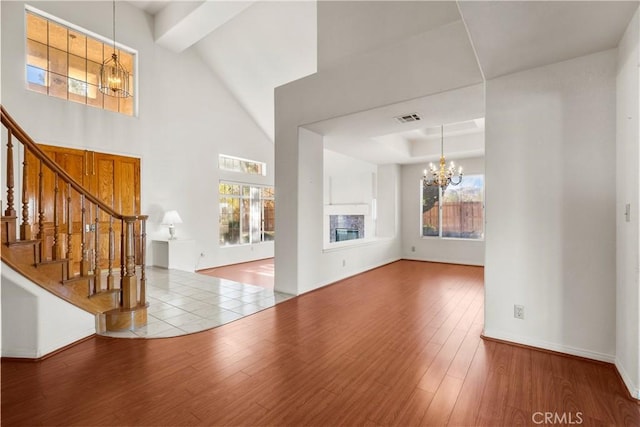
left=36, top=258, right=69, bottom=266
left=5, top=239, right=40, bottom=247
left=62, top=274, right=96, bottom=284
left=89, top=289, right=120, bottom=299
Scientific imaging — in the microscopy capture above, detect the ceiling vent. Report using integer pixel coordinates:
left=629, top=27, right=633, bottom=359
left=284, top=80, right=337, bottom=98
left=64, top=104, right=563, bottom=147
left=394, top=113, right=421, bottom=124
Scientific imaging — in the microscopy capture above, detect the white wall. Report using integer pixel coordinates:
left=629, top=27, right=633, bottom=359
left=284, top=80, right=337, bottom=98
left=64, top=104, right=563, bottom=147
left=616, top=8, right=640, bottom=399
left=274, top=126, right=402, bottom=295
left=484, top=49, right=617, bottom=362
left=1, top=1, right=274, bottom=271
left=1, top=263, right=96, bottom=358
left=402, top=156, right=485, bottom=266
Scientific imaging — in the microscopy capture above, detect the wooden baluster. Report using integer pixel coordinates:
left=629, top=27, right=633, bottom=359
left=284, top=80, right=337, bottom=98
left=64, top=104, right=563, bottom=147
left=66, top=183, right=72, bottom=275
left=80, top=194, right=89, bottom=276
left=120, top=218, right=125, bottom=304
left=20, top=148, right=31, bottom=240
left=107, top=216, right=114, bottom=290
left=94, top=206, right=101, bottom=293
left=139, top=217, right=147, bottom=306
left=52, top=173, right=60, bottom=260
left=37, top=159, right=44, bottom=262
left=4, top=132, right=15, bottom=217
left=121, top=217, right=138, bottom=309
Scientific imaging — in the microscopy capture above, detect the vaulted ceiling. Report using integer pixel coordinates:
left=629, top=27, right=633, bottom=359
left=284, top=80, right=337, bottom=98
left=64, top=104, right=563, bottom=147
left=130, top=0, right=638, bottom=164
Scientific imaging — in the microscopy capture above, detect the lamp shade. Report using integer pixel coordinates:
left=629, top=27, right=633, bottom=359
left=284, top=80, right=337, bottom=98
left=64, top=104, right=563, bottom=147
left=161, top=210, right=183, bottom=225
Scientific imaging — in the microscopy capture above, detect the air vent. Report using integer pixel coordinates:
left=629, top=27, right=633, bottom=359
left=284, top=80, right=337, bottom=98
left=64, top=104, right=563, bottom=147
left=394, top=113, right=421, bottom=124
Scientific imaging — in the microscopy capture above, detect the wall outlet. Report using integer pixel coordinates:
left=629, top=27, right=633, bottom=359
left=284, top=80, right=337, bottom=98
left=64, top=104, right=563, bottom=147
left=342, top=259, right=346, bottom=267
left=200, top=252, right=205, bottom=257
left=411, top=246, right=416, bottom=252
left=514, top=304, right=525, bottom=320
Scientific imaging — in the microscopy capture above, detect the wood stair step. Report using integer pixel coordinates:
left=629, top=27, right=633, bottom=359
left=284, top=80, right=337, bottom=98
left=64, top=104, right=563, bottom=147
left=62, top=274, right=95, bottom=285
left=89, top=288, right=120, bottom=299
left=5, top=239, right=40, bottom=247
left=34, top=258, right=69, bottom=282
left=36, top=258, right=68, bottom=266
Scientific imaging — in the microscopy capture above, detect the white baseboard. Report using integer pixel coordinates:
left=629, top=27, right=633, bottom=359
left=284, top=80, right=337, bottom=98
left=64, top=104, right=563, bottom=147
left=615, top=358, right=640, bottom=400
left=483, top=328, right=616, bottom=364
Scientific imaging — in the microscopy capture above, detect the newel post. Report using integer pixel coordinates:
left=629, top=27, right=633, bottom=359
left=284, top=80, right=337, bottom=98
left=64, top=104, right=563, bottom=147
left=121, top=216, right=138, bottom=309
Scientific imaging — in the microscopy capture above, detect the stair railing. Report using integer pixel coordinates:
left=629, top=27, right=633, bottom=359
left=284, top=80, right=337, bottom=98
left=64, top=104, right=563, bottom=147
left=1, top=105, right=147, bottom=309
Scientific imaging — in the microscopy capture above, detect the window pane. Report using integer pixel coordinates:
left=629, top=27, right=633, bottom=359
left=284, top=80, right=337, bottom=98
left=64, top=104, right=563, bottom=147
left=261, top=187, right=274, bottom=198
left=68, top=30, right=86, bottom=58
left=86, top=84, right=103, bottom=108
left=26, top=65, right=47, bottom=89
left=219, top=197, right=240, bottom=245
left=27, top=13, right=47, bottom=44
left=104, top=93, right=118, bottom=112
left=86, top=38, right=103, bottom=63
left=26, top=39, right=47, bottom=70
left=48, top=21, right=67, bottom=51
left=421, top=184, right=439, bottom=237
left=48, top=46, right=67, bottom=76
left=241, top=198, right=250, bottom=244
left=118, top=50, right=134, bottom=73
left=119, top=96, right=134, bottom=116
left=68, top=54, right=86, bottom=82
left=441, top=175, right=484, bottom=239
left=87, top=60, right=101, bottom=86
left=68, top=78, right=87, bottom=103
left=49, top=73, right=68, bottom=99
left=262, top=199, right=275, bottom=241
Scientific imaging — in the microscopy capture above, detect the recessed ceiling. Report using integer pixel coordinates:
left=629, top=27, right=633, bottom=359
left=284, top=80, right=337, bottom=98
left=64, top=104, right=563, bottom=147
left=304, top=84, right=485, bottom=165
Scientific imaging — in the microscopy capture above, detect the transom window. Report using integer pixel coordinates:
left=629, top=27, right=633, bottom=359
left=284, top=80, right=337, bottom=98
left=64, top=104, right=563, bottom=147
left=25, top=8, right=135, bottom=116
left=219, top=154, right=266, bottom=176
left=422, top=174, right=485, bottom=239
left=219, top=182, right=275, bottom=246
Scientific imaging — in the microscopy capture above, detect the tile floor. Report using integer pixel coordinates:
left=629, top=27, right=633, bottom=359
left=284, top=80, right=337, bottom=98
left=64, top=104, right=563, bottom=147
left=99, top=267, right=293, bottom=339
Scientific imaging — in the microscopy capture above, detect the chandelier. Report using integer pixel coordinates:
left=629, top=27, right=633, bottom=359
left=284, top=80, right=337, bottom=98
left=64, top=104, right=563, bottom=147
left=99, top=0, right=131, bottom=98
left=423, top=125, right=463, bottom=193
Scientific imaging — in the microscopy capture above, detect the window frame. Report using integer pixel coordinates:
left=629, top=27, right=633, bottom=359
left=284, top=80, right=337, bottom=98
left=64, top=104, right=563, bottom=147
left=420, top=174, right=485, bottom=241
left=219, top=181, right=275, bottom=247
left=24, top=5, right=138, bottom=116
left=218, top=154, right=267, bottom=176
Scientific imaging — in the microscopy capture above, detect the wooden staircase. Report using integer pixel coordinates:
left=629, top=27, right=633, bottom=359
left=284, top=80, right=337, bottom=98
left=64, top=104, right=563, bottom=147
left=1, top=105, right=148, bottom=332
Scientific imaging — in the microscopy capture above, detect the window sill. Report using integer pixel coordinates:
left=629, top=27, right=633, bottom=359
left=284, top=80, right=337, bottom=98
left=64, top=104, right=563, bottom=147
left=420, top=236, right=485, bottom=242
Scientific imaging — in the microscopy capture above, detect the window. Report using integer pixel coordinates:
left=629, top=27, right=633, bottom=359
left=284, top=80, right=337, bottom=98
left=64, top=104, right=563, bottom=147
left=421, top=174, right=484, bottom=239
left=219, top=155, right=266, bottom=176
left=219, top=182, right=274, bottom=246
left=25, top=8, right=135, bottom=116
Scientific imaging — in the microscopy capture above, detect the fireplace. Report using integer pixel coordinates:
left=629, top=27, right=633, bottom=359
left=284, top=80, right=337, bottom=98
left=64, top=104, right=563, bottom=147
left=335, top=228, right=359, bottom=242
left=330, top=214, right=364, bottom=243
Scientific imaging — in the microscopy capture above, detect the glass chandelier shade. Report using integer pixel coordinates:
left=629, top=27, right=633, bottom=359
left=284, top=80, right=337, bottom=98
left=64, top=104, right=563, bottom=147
left=99, top=1, right=131, bottom=98
left=423, top=125, right=463, bottom=193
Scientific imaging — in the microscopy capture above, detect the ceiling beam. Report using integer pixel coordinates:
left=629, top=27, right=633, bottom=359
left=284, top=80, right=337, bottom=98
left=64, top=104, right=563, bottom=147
left=155, top=0, right=255, bottom=53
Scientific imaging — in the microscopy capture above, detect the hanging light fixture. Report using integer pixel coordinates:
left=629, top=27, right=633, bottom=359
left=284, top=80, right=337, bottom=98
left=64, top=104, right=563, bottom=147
left=99, top=0, right=131, bottom=98
left=423, top=125, right=463, bottom=193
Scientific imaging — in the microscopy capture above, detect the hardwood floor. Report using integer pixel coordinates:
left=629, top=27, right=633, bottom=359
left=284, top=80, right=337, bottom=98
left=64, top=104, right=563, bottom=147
left=199, top=258, right=274, bottom=289
left=2, top=261, right=639, bottom=426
